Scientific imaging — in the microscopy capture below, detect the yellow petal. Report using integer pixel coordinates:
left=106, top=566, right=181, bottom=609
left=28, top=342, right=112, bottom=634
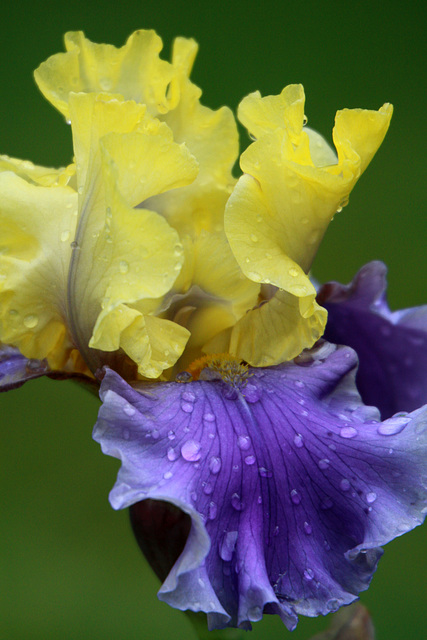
left=90, top=303, right=189, bottom=378
left=224, top=85, right=392, bottom=364
left=34, top=30, right=179, bottom=120
left=0, top=171, right=78, bottom=367
left=0, top=154, right=75, bottom=187
left=147, top=37, right=239, bottom=237
left=229, top=290, right=327, bottom=366
left=100, top=120, right=199, bottom=207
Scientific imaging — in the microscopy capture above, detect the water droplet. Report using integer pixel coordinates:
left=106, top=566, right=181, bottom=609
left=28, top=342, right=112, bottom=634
left=167, top=447, right=179, bottom=462
left=248, top=605, right=262, bottom=619
left=123, top=403, right=135, bottom=416
left=181, top=402, right=194, bottom=414
left=99, top=77, right=112, bottom=91
left=340, top=479, right=351, bottom=491
left=231, top=493, right=245, bottom=511
left=151, top=429, right=159, bottom=440
left=233, top=464, right=240, bottom=472
left=237, top=435, right=251, bottom=450
left=294, top=434, right=304, bottom=448
left=70, top=240, right=79, bottom=249
left=163, top=471, right=173, bottom=480
left=303, top=521, right=312, bottom=535
left=23, top=314, right=38, bottom=329
left=247, top=271, right=262, bottom=282
left=119, top=260, right=129, bottom=274
left=340, top=426, right=358, bottom=438
left=321, top=498, right=334, bottom=510
left=294, top=380, right=305, bottom=388
left=259, top=467, right=273, bottom=478
left=208, top=501, right=217, bottom=520
left=366, top=492, right=377, bottom=504
left=289, top=267, right=299, bottom=277
left=8, top=309, right=18, bottom=317
left=290, top=489, right=301, bottom=505
left=209, top=456, right=222, bottom=474
left=244, top=455, right=256, bottom=466
left=219, top=531, right=238, bottom=561
left=204, top=412, right=215, bottom=422
left=250, top=233, right=258, bottom=243
left=327, top=599, right=340, bottom=612
left=203, top=482, right=213, bottom=495
left=318, top=458, right=330, bottom=470
left=244, top=383, right=262, bottom=403
left=60, top=230, right=70, bottom=242
left=304, top=568, right=314, bottom=581
left=167, top=430, right=175, bottom=440
left=182, top=391, right=196, bottom=403
left=377, top=414, right=410, bottom=436
left=181, top=439, right=201, bottom=462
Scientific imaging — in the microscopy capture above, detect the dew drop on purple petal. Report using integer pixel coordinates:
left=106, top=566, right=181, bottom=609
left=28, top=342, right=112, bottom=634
left=244, top=383, right=262, bottom=403
left=209, top=456, right=222, bottom=474
left=340, top=426, right=358, bottom=438
left=237, top=435, right=251, bottom=450
left=163, top=471, right=173, bottom=480
left=303, top=521, right=312, bottom=535
left=123, top=403, right=135, bottom=417
left=304, top=568, right=314, bottom=581
left=167, top=446, right=178, bottom=461
left=203, top=412, right=215, bottom=422
left=245, top=455, right=256, bottom=466
left=203, top=482, right=213, bottom=495
left=366, top=492, right=377, bottom=504
left=294, top=380, right=305, bottom=388
left=219, top=531, right=238, bottom=561
left=321, top=497, right=334, bottom=510
left=327, top=599, right=340, bottom=612
left=318, top=458, right=330, bottom=470
left=340, top=478, right=351, bottom=491
left=259, top=467, right=273, bottom=478
left=290, top=489, right=301, bottom=505
left=181, top=402, right=194, bottom=413
left=208, top=501, right=217, bottom=520
left=167, top=430, right=175, bottom=440
left=294, top=434, right=304, bottom=448
left=182, top=391, right=196, bottom=403
left=377, top=414, right=410, bottom=436
left=231, top=493, right=245, bottom=511
left=181, top=439, right=201, bottom=461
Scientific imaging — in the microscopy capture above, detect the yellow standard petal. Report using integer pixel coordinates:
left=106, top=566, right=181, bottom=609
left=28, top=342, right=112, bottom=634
left=34, top=30, right=179, bottom=120
left=0, top=170, right=79, bottom=368
left=224, top=84, right=393, bottom=365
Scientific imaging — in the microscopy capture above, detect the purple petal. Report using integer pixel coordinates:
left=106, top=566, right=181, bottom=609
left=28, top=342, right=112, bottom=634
left=93, top=343, right=427, bottom=631
left=318, top=261, right=427, bottom=418
left=0, top=345, right=49, bottom=391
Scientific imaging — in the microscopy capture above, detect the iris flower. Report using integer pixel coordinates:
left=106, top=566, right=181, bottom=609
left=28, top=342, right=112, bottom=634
left=1, top=30, right=427, bottom=633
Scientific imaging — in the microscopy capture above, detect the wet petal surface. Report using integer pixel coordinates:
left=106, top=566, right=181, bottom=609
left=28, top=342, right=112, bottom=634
left=93, top=342, right=427, bottom=630
left=319, top=261, right=427, bottom=418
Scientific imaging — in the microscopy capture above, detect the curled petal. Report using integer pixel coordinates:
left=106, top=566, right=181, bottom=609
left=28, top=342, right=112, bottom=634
left=225, top=86, right=392, bottom=364
left=319, top=261, right=427, bottom=418
left=0, top=171, right=78, bottom=368
left=0, top=344, right=49, bottom=391
left=34, top=30, right=179, bottom=119
left=93, top=343, right=427, bottom=630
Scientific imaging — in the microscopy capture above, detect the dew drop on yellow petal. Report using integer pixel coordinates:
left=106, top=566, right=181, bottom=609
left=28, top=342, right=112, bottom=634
left=23, top=314, right=39, bottom=329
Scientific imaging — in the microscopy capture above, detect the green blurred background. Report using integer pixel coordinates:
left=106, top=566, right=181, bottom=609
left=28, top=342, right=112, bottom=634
left=1, top=1, right=426, bottom=638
